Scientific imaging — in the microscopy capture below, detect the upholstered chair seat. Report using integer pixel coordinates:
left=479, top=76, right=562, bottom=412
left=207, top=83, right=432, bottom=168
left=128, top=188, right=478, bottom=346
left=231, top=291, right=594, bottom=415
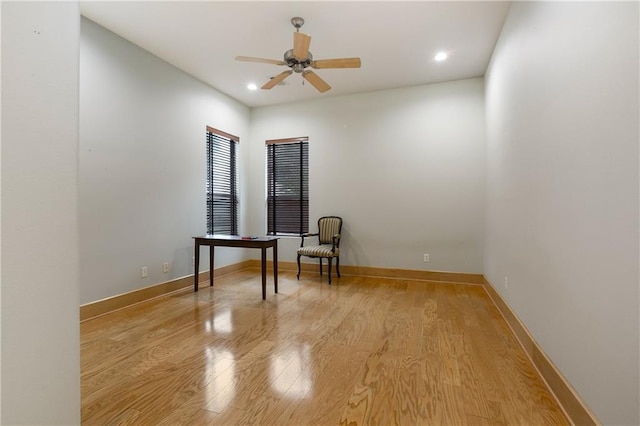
left=297, top=245, right=340, bottom=258
left=297, top=216, right=343, bottom=284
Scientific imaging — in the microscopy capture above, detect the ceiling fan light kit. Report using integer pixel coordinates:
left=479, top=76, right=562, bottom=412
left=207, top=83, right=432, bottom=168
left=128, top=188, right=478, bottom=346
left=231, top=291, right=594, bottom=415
left=236, top=16, right=361, bottom=93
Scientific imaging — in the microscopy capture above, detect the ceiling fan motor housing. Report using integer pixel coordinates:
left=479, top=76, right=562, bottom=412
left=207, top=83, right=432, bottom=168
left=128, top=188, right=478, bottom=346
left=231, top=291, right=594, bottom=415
left=284, top=49, right=313, bottom=72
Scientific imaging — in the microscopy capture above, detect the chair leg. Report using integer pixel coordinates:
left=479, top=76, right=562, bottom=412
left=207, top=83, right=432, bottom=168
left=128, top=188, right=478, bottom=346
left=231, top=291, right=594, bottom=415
left=319, top=258, right=322, bottom=276
left=297, top=254, right=301, bottom=280
left=327, top=257, right=332, bottom=285
left=336, top=256, right=340, bottom=277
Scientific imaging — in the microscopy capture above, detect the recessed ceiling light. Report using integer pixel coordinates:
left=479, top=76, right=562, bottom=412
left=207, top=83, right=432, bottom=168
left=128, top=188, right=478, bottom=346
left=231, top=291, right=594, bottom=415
left=247, top=83, right=258, bottom=91
left=434, top=52, right=448, bottom=62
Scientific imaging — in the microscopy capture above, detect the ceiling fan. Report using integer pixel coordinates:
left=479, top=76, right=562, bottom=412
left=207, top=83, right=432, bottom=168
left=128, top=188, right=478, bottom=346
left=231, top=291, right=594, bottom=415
left=235, top=17, right=361, bottom=93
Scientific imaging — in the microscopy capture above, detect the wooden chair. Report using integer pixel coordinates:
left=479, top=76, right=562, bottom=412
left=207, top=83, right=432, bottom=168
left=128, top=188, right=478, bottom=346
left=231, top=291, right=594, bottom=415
left=297, top=216, right=342, bottom=284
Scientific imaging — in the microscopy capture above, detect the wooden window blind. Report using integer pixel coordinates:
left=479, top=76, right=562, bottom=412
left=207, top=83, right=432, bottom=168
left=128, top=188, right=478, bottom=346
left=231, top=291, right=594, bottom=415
left=266, top=137, right=309, bottom=235
left=206, top=126, right=239, bottom=235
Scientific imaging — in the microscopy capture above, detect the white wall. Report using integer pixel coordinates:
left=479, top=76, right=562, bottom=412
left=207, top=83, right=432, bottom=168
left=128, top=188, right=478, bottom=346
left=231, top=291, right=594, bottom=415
left=80, top=18, right=251, bottom=304
left=485, top=2, right=639, bottom=424
left=1, top=2, right=80, bottom=423
left=1, top=2, right=3, bottom=418
left=248, top=79, right=485, bottom=273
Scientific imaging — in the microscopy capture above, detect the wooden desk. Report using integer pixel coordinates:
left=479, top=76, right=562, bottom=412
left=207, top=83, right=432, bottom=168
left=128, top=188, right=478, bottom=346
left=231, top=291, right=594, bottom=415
left=193, top=235, right=279, bottom=300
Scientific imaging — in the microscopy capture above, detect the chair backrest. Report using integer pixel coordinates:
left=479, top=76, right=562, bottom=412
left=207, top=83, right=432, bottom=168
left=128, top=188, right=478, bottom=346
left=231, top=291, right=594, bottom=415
left=318, top=216, right=342, bottom=245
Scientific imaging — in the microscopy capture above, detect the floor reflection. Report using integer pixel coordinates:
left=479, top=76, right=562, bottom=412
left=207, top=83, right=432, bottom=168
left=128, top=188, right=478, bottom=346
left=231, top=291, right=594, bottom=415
left=205, top=309, right=232, bottom=335
left=204, top=346, right=235, bottom=412
left=270, top=344, right=312, bottom=398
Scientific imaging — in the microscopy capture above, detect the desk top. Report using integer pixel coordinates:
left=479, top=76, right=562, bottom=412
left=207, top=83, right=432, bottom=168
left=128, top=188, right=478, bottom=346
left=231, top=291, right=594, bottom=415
left=194, top=235, right=279, bottom=243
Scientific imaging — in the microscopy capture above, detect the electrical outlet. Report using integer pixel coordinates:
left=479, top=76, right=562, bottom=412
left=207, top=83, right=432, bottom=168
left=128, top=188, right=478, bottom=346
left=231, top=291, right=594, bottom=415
left=141, top=266, right=148, bottom=278
left=192, top=256, right=195, bottom=267
left=423, top=253, right=430, bottom=262
left=504, top=276, right=509, bottom=290
left=162, top=262, right=169, bottom=273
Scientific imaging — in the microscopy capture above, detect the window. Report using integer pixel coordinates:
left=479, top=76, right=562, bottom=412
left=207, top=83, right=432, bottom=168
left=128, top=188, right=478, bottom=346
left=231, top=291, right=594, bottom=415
left=206, top=126, right=238, bottom=235
left=266, top=137, right=309, bottom=235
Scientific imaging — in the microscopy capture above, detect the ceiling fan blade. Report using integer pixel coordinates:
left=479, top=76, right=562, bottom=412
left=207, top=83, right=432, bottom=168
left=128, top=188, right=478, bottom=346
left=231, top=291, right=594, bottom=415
left=302, top=70, right=331, bottom=93
left=261, top=70, right=293, bottom=90
left=311, top=58, right=362, bottom=69
left=235, top=56, right=286, bottom=66
left=293, top=32, right=311, bottom=60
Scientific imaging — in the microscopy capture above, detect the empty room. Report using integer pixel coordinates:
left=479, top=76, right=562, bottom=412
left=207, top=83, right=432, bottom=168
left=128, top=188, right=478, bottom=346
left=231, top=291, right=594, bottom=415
left=1, top=1, right=638, bottom=425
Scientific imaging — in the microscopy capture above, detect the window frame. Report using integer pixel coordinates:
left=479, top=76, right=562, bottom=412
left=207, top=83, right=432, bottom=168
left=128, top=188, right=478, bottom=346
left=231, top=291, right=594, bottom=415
left=206, top=126, right=239, bottom=236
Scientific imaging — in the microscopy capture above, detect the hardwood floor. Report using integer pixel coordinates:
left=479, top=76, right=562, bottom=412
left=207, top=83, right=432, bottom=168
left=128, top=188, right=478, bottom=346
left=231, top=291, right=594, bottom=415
left=81, top=269, right=569, bottom=425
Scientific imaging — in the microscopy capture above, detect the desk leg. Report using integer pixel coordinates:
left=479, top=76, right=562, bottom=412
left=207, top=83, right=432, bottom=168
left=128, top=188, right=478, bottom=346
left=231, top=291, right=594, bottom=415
left=261, top=247, right=267, bottom=300
left=194, top=242, right=200, bottom=292
left=209, top=245, right=214, bottom=287
left=273, top=242, right=278, bottom=294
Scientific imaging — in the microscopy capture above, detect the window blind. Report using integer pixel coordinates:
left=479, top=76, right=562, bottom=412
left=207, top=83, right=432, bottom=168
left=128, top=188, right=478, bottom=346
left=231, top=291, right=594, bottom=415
left=266, top=138, right=309, bottom=235
left=207, top=127, right=238, bottom=235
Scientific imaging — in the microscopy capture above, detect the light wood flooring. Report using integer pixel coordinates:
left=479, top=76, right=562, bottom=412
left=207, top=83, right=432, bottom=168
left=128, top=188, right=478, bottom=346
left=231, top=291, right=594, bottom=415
left=81, top=269, right=569, bottom=425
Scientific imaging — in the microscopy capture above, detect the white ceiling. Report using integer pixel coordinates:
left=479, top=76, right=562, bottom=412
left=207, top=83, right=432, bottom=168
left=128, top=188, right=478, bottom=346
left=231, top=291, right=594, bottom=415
left=80, top=1, right=511, bottom=108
